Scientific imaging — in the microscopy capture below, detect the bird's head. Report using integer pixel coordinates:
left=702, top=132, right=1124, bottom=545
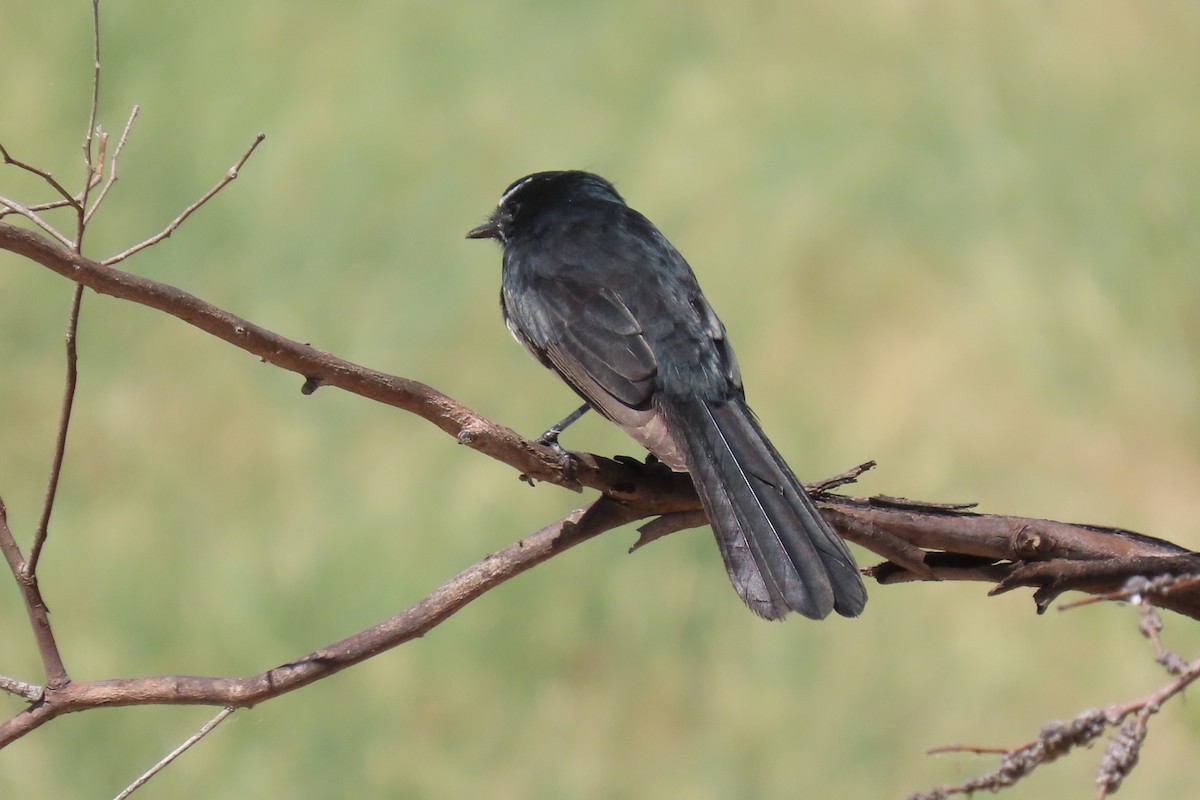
left=466, top=170, right=624, bottom=243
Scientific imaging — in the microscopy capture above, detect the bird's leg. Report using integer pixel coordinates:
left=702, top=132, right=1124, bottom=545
left=537, top=403, right=591, bottom=456
left=518, top=405, right=592, bottom=486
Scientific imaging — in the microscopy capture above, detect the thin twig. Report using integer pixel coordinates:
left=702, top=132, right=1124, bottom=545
left=0, top=197, right=79, bottom=220
left=101, top=133, right=266, bottom=266
left=84, top=104, right=139, bottom=224
left=0, top=674, right=43, bottom=703
left=0, top=196, right=74, bottom=247
left=27, top=285, right=85, bottom=575
left=112, top=707, right=235, bottom=800
left=0, top=142, right=83, bottom=214
left=927, top=744, right=1011, bottom=756
left=77, top=0, right=104, bottom=247
left=1095, top=652, right=1200, bottom=798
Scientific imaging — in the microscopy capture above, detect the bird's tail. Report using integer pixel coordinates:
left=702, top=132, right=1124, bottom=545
left=659, top=396, right=866, bottom=621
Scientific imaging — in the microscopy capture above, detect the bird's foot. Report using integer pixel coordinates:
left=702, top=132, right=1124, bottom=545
left=536, top=429, right=578, bottom=475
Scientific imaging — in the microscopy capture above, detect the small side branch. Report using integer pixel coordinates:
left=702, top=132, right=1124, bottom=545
left=101, top=133, right=266, bottom=266
left=0, top=196, right=74, bottom=247
left=83, top=104, right=139, bottom=225
left=0, top=143, right=84, bottom=217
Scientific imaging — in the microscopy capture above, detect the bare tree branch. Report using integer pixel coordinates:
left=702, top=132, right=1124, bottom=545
left=0, top=495, right=653, bottom=748
left=2, top=218, right=1198, bottom=616
left=1, top=3, right=1195, bottom=797
left=26, top=284, right=85, bottom=576
left=0, top=220, right=583, bottom=486
left=828, top=495, right=1200, bottom=617
left=0, top=498, right=68, bottom=689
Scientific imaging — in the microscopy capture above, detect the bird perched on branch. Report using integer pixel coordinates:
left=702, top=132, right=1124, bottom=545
left=468, top=170, right=865, bottom=621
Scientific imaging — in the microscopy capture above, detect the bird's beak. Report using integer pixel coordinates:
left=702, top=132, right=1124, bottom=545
left=466, top=219, right=501, bottom=240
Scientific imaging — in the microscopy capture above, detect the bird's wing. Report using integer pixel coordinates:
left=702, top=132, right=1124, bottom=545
left=508, top=273, right=658, bottom=411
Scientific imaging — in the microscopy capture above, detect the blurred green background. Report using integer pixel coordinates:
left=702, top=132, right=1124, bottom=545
left=3, top=1, right=1199, bottom=797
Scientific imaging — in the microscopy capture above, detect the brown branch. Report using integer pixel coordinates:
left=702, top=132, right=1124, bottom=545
left=28, top=284, right=84, bottom=575
left=0, top=499, right=68, bottom=690
left=4, top=215, right=1200, bottom=799
left=0, top=494, right=658, bottom=748
left=3, top=219, right=1199, bottom=618
left=822, top=495, right=1200, bottom=618
left=0, top=220, right=594, bottom=488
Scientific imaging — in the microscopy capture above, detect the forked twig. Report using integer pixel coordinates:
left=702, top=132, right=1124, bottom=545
left=84, top=104, right=139, bottom=225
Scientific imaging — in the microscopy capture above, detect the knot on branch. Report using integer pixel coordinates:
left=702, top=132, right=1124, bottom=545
left=1012, top=524, right=1043, bottom=559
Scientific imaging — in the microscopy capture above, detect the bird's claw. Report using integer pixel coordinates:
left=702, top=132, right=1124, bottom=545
left=534, top=430, right=576, bottom=476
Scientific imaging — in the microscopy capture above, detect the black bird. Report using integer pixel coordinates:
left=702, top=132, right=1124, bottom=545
left=468, top=170, right=865, bottom=621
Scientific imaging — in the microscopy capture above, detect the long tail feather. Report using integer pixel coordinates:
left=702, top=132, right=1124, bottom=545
left=660, top=397, right=866, bottom=620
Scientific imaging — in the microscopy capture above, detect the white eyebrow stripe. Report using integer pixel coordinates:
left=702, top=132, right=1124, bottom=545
left=497, top=175, right=537, bottom=208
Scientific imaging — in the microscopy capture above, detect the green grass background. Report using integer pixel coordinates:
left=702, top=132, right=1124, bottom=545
left=2, top=1, right=1199, bottom=797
